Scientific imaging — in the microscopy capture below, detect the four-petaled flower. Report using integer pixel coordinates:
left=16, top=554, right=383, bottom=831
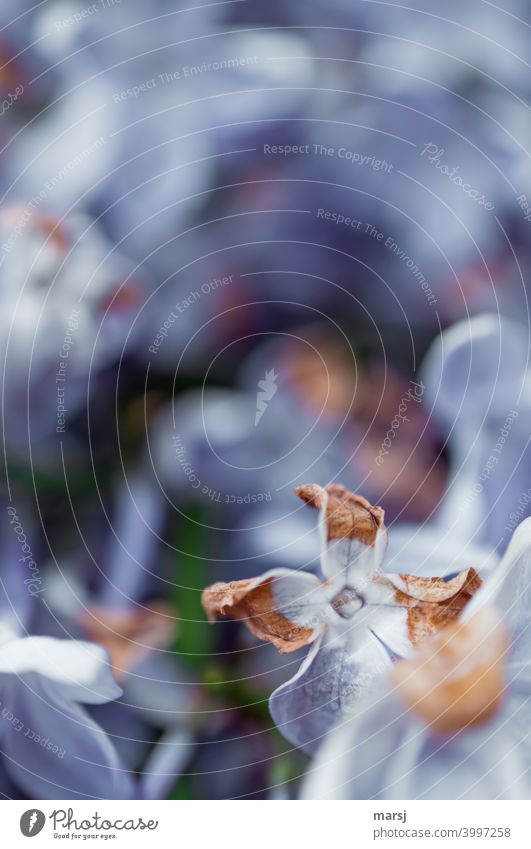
left=202, top=483, right=482, bottom=752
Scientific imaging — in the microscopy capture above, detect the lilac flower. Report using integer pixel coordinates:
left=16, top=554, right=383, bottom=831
left=0, top=624, right=132, bottom=799
left=203, top=483, right=481, bottom=752
left=302, top=516, right=531, bottom=799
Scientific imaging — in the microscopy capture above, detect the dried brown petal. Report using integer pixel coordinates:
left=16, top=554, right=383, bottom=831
left=390, top=567, right=482, bottom=646
left=391, top=608, right=508, bottom=734
left=295, top=482, right=384, bottom=544
left=395, top=568, right=481, bottom=603
left=201, top=578, right=314, bottom=653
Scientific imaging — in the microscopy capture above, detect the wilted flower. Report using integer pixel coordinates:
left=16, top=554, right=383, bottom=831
left=202, top=483, right=481, bottom=751
left=302, top=516, right=531, bottom=800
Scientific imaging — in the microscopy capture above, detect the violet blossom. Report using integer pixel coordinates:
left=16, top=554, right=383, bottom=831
left=203, top=483, right=481, bottom=752
left=302, top=515, right=531, bottom=799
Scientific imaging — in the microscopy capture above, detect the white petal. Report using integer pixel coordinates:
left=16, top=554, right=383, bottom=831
left=322, top=529, right=387, bottom=591
left=464, top=517, right=531, bottom=689
left=269, top=624, right=391, bottom=753
left=302, top=683, right=531, bottom=800
left=268, top=569, right=329, bottom=629
left=466, top=516, right=531, bottom=621
left=365, top=607, right=415, bottom=660
left=0, top=637, right=122, bottom=704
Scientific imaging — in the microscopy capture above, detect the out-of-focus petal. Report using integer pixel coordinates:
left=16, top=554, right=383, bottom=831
left=301, top=680, right=531, bottom=800
left=139, top=728, right=195, bottom=800
left=465, top=517, right=531, bottom=689
left=470, top=516, right=531, bottom=621
left=384, top=522, right=499, bottom=578
left=1, top=674, right=133, bottom=800
left=421, top=314, right=531, bottom=552
left=391, top=608, right=508, bottom=734
left=78, top=602, right=175, bottom=679
left=121, top=652, right=200, bottom=727
left=0, top=637, right=121, bottom=704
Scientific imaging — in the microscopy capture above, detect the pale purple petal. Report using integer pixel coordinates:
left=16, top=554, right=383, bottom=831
left=0, top=637, right=121, bottom=704
left=1, top=674, right=133, bottom=800
left=99, top=471, right=166, bottom=608
left=365, top=606, right=414, bottom=661
left=302, top=684, right=531, bottom=800
left=270, top=625, right=391, bottom=753
left=320, top=513, right=388, bottom=591
left=268, top=569, right=330, bottom=630
left=139, top=728, right=195, bottom=800
left=466, top=517, right=531, bottom=688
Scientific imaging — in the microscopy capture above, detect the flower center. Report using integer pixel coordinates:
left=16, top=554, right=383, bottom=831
left=331, top=588, right=363, bottom=619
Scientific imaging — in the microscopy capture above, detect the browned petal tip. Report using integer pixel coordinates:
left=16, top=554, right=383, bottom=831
left=201, top=579, right=253, bottom=622
left=393, top=567, right=483, bottom=647
left=201, top=578, right=315, bottom=653
left=295, top=482, right=384, bottom=544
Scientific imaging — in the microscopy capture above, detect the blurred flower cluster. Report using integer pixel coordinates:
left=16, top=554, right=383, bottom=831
left=1, top=0, right=531, bottom=799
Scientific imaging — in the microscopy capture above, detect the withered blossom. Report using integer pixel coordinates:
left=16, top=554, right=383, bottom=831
left=302, top=517, right=531, bottom=800
left=202, top=483, right=481, bottom=751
